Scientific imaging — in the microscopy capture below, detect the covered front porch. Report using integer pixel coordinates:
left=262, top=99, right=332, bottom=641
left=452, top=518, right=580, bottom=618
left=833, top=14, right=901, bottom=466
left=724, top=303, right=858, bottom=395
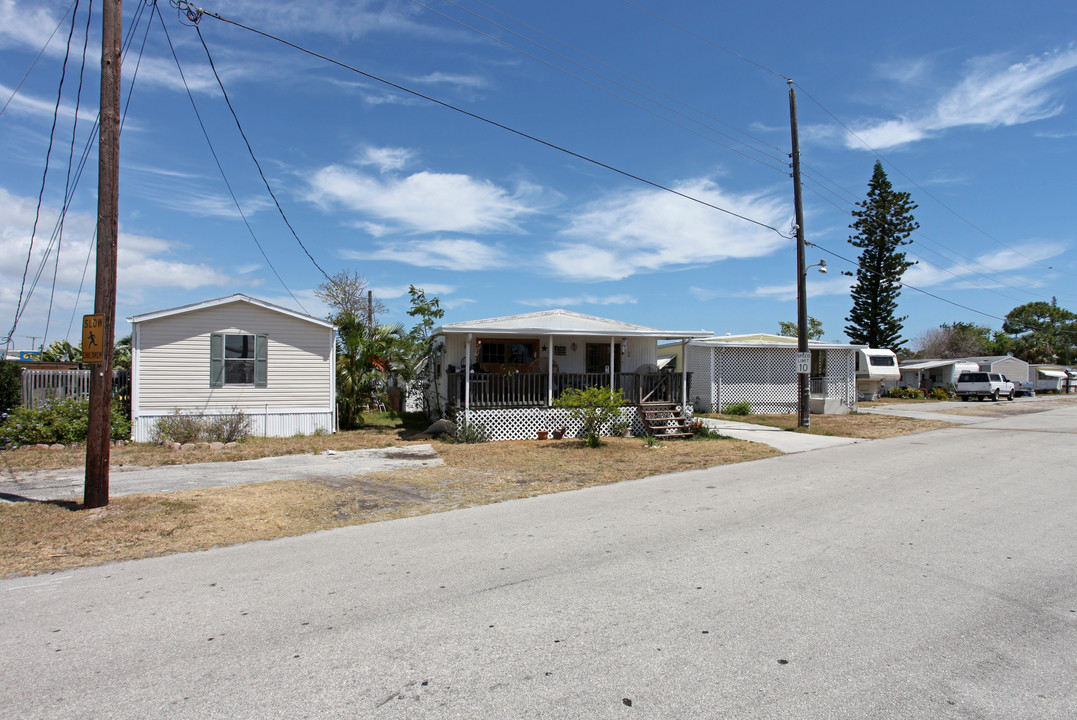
left=446, top=369, right=693, bottom=409
left=431, top=309, right=712, bottom=441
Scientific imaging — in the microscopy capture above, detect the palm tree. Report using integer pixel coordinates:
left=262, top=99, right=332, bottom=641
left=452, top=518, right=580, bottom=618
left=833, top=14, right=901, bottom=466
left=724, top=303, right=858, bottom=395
left=335, top=313, right=407, bottom=429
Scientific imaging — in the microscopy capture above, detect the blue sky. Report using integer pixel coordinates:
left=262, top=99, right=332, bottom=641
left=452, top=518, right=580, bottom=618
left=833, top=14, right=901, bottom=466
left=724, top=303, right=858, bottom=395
left=1, top=0, right=1075, bottom=351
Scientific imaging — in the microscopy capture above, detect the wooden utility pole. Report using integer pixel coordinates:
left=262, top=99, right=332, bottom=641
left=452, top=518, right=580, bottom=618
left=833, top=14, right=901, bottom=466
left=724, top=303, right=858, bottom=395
left=84, top=0, right=122, bottom=509
left=788, top=80, right=810, bottom=429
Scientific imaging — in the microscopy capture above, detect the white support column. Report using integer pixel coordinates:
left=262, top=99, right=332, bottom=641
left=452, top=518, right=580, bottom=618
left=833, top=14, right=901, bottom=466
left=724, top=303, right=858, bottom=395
left=547, top=334, right=554, bottom=407
left=465, top=333, right=472, bottom=424
left=609, top=337, right=615, bottom=396
left=681, top=338, right=688, bottom=408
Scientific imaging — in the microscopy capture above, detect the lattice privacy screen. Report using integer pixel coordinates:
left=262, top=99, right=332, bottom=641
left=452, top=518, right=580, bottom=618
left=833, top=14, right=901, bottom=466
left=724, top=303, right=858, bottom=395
left=465, top=405, right=692, bottom=442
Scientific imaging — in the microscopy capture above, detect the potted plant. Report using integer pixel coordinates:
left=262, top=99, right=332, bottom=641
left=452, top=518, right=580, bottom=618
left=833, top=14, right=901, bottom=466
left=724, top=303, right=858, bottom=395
left=537, top=429, right=549, bottom=440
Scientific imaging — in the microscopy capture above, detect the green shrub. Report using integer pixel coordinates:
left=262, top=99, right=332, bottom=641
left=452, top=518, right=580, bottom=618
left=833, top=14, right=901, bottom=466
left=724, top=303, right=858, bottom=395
left=0, top=396, right=129, bottom=447
left=452, top=418, right=489, bottom=444
left=553, top=385, right=626, bottom=448
left=0, top=361, right=21, bottom=415
left=151, top=408, right=252, bottom=444
left=721, top=401, right=752, bottom=416
left=204, top=409, right=252, bottom=443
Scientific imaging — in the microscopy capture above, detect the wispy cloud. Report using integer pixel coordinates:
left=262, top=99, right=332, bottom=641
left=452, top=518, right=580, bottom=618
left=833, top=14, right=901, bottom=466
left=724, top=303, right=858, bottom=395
left=410, top=72, right=488, bottom=90
left=308, top=163, right=540, bottom=234
left=546, top=178, right=790, bottom=281
left=357, top=146, right=415, bottom=173
left=342, top=237, right=507, bottom=271
left=519, top=294, right=637, bottom=308
left=832, top=45, right=1077, bottom=150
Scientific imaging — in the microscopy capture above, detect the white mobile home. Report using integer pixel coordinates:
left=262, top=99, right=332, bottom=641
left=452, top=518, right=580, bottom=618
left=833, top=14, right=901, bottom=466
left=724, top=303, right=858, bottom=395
left=895, top=358, right=978, bottom=392
left=128, top=294, right=336, bottom=442
left=432, top=309, right=711, bottom=441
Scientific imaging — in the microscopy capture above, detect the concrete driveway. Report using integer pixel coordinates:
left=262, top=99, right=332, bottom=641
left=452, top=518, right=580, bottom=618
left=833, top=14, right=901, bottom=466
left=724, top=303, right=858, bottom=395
left=3, top=404, right=1076, bottom=718
left=0, top=444, right=444, bottom=503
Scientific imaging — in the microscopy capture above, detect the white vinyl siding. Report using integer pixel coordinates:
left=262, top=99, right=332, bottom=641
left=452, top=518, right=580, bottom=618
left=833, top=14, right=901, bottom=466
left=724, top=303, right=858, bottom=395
left=135, top=304, right=333, bottom=413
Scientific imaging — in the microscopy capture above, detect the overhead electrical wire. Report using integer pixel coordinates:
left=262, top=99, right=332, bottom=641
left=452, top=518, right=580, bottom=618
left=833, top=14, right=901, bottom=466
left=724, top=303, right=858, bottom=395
left=155, top=6, right=310, bottom=313
left=5, top=0, right=82, bottom=350
left=43, top=0, right=95, bottom=352
left=470, top=0, right=789, bottom=159
left=0, top=0, right=78, bottom=120
left=180, top=3, right=787, bottom=237
left=408, top=0, right=790, bottom=172
left=192, top=24, right=332, bottom=283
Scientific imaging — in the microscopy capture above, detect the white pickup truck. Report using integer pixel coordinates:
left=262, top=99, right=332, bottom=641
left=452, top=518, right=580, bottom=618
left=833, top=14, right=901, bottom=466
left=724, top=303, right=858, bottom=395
left=955, top=372, right=1015, bottom=402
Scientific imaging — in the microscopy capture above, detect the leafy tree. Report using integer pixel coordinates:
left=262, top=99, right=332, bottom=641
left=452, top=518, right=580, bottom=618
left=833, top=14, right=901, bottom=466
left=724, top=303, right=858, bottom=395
left=778, top=316, right=824, bottom=341
left=1002, top=300, right=1077, bottom=364
left=404, top=285, right=445, bottom=418
left=553, top=385, right=626, bottom=448
left=41, top=339, right=81, bottom=362
left=844, top=161, right=919, bottom=349
left=335, top=312, right=407, bottom=430
left=914, top=322, right=992, bottom=358
left=314, top=269, right=386, bottom=326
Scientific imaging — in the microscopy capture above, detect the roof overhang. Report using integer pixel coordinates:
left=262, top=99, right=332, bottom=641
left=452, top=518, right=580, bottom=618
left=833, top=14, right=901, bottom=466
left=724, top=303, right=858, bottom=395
left=127, top=294, right=333, bottom=329
left=435, top=309, right=711, bottom=341
left=1037, top=369, right=1067, bottom=378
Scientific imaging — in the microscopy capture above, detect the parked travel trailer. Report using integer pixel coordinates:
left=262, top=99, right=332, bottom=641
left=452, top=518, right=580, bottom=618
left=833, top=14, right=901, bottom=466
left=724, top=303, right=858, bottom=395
left=855, top=348, right=901, bottom=400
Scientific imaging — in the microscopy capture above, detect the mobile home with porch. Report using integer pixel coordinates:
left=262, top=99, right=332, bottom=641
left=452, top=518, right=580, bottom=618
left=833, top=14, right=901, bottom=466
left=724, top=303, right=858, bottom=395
left=431, top=310, right=711, bottom=441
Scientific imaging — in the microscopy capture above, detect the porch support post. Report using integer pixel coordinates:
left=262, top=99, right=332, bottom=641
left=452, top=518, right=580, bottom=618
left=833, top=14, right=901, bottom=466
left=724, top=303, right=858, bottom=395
left=681, top=338, right=688, bottom=407
left=547, top=334, right=554, bottom=407
left=465, top=333, right=472, bottom=424
left=609, top=337, right=615, bottom=397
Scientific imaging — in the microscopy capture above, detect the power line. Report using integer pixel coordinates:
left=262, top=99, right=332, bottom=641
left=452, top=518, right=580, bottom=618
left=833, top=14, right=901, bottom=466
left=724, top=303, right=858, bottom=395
left=155, top=9, right=309, bottom=313
left=5, top=0, right=81, bottom=348
left=0, top=0, right=78, bottom=119
left=410, top=0, right=789, bottom=172
left=193, top=24, right=332, bottom=282
left=182, top=3, right=787, bottom=236
left=43, top=0, right=95, bottom=350
left=791, top=82, right=1066, bottom=277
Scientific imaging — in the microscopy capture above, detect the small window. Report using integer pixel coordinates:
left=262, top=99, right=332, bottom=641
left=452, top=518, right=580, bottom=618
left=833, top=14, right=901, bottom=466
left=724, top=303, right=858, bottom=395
left=869, top=355, right=896, bottom=366
left=225, top=335, right=256, bottom=384
left=211, top=333, right=268, bottom=388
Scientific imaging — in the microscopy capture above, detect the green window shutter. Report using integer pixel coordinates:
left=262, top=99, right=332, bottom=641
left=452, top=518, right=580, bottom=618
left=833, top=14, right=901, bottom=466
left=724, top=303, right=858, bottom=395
left=255, top=333, right=268, bottom=388
left=210, top=333, right=224, bottom=387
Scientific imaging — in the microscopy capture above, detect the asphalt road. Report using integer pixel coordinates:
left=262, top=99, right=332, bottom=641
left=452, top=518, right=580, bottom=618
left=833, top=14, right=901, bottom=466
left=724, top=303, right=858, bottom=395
left=3, top=405, right=1077, bottom=719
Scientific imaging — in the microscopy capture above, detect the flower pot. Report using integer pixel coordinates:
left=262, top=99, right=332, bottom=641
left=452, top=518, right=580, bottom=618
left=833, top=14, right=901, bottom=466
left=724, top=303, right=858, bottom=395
left=537, top=430, right=549, bottom=440
left=552, top=428, right=565, bottom=440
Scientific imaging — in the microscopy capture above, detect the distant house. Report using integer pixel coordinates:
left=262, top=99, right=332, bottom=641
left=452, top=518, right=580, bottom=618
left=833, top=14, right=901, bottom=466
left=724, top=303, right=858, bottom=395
left=895, top=358, right=979, bottom=391
left=967, top=355, right=1030, bottom=385
left=1028, top=364, right=1074, bottom=393
left=431, top=310, right=711, bottom=441
left=673, top=333, right=864, bottom=415
left=127, top=294, right=336, bottom=442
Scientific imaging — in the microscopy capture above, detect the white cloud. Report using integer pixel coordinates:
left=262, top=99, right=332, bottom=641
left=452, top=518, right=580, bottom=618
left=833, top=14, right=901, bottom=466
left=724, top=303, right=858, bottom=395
left=837, top=46, right=1077, bottom=150
left=547, top=178, right=790, bottom=281
left=342, top=237, right=507, bottom=271
left=519, top=294, right=637, bottom=308
left=371, top=283, right=456, bottom=300
left=308, top=165, right=539, bottom=234
left=410, top=72, right=489, bottom=89
left=0, top=83, right=100, bottom=124
left=751, top=275, right=854, bottom=302
left=358, top=146, right=415, bottom=173
left=0, top=187, right=236, bottom=339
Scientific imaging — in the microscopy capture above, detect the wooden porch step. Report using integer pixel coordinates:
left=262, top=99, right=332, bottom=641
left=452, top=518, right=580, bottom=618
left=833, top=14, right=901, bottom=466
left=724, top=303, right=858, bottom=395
left=637, top=402, right=693, bottom=440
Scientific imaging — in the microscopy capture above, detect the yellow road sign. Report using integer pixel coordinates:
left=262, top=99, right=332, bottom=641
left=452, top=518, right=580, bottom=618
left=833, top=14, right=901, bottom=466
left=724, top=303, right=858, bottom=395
left=82, top=314, right=105, bottom=363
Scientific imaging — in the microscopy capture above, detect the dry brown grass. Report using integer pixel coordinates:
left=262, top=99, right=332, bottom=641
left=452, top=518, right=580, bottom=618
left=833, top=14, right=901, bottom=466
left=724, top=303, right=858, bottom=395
left=700, top=411, right=955, bottom=439
left=0, top=435, right=779, bottom=577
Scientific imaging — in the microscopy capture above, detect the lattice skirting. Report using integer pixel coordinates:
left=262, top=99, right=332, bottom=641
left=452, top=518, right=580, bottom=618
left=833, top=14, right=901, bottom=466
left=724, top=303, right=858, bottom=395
left=462, top=405, right=694, bottom=442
